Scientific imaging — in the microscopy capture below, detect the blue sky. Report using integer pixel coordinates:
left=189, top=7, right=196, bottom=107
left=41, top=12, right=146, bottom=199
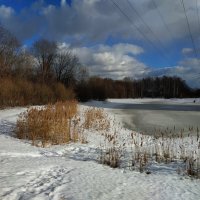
left=0, top=0, right=200, bottom=87
left=0, top=0, right=72, bottom=10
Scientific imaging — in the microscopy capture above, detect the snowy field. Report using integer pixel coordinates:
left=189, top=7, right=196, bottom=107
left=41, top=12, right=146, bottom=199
left=0, top=99, right=200, bottom=200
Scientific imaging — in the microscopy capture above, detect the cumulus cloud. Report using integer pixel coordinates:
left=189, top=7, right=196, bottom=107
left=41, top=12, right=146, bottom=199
left=59, top=42, right=200, bottom=88
left=0, top=0, right=199, bottom=87
left=59, top=42, right=148, bottom=79
left=148, top=58, right=200, bottom=88
left=1, top=0, right=200, bottom=45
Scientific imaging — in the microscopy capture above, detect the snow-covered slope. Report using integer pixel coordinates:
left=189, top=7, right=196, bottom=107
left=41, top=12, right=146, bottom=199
left=0, top=106, right=200, bottom=200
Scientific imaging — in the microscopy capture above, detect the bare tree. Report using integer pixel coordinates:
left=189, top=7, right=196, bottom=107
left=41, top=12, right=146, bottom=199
left=13, top=49, right=36, bottom=80
left=33, top=39, right=57, bottom=82
left=0, top=26, right=20, bottom=77
left=54, top=50, right=84, bottom=87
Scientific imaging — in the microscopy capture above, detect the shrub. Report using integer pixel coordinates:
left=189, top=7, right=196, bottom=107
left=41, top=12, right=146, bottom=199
left=15, top=101, right=78, bottom=147
left=83, top=108, right=110, bottom=131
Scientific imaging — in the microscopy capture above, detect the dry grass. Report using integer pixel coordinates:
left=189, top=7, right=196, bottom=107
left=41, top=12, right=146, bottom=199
left=99, top=130, right=124, bottom=168
left=15, top=101, right=78, bottom=147
left=0, top=77, right=75, bottom=108
left=100, top=147, right=122, bottom=168
left=98, top=124, right=200, bottom=178
left=83, top=108, right=110, bottom=131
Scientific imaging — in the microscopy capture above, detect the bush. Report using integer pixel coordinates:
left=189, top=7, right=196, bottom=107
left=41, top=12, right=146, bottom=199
left=15, top=101, right=78, bottom=147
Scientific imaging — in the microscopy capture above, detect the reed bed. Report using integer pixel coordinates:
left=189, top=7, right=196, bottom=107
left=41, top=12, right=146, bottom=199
left=99, top=123, right=200, bottom=178
left=83, top=107, right=110, bottom=131
left=15, top=101, right=78, bottom=147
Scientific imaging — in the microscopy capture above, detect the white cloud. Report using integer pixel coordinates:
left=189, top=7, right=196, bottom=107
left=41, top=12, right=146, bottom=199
left=98, top=43, right=144, bottom=56
left=58, top=43, right=148, bottom=79
left=0, top=5, right=14, bottom=18
left=61, top=0, right=67, bottom=7
left=149, top=58, right=200, bottom=88
left=182, top=48, right=193, bottom=55
left=84, top=47, right=147, bottom=79
left=0, top=0, right=199, bottom=88
left=58, top=42, right=200, bottom=87
left=3, top=0, right=200, bottom=45
left=42, top=5, right=55, bottom=15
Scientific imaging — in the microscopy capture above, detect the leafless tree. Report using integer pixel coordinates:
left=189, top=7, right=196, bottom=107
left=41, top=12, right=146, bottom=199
left=13, top=49, right=36, bottom=80
left=54, top=50, right=85, bottom=87
left=33, top=39, right=57, bottom=82
left=0, top=26, right=20, bottom=77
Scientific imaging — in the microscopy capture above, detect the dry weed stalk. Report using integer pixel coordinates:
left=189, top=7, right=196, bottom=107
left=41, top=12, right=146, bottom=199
left=100, top=131, right=123, bottom=168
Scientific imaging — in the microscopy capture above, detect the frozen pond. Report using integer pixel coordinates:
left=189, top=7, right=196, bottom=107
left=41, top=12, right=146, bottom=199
left=84, top=99, right=200, bottom=135
left=109, top=100, right=200, bottom=135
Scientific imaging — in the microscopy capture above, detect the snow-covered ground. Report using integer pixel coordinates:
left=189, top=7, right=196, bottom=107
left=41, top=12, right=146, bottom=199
left=0, top=101, right=200, bottom=200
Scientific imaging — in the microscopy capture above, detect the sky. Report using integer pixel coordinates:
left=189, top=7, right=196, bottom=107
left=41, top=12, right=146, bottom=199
left=0, top=0, right=200, bottom=88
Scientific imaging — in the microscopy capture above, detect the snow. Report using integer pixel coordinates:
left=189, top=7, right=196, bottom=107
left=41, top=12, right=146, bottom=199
left=0, top=102, right=200, bottom=200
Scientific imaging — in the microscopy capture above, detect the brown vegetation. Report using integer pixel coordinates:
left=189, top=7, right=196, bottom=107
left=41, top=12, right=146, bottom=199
left=83, top=107, right=110, bottom=131
left=0, top=77, right=75, bottom=107
left=98, top=124, right=200, bottom=178
left=15, top=101, right=78, bottom=147
left=0, top=26, right=86, bottom=108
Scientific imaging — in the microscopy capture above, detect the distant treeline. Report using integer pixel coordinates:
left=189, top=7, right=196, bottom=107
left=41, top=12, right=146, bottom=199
left=0, top=25, right=199, bottom=107
left=76, top=76, right=200, bottom=101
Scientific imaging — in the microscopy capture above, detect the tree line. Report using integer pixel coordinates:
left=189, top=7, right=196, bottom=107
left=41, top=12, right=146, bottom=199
left=76, top=76, right=200, bottom=101
left=0, top=25, right=199, bottom=107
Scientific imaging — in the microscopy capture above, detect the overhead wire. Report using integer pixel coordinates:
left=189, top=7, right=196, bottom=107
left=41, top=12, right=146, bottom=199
left=196, top=0, right=200, bottom=50
left=180, top=0, right=198, bottom=58
left=196, top=0, right=200, bottom=28
left=151, top=0, right=174, bottom=40
left=110, top=0, right=200, bottom=81
left=126, top=0, right=172, bottom=60
left=109, top=0, right=172, bottom=65
left=149, top=0, right=189, bottom=79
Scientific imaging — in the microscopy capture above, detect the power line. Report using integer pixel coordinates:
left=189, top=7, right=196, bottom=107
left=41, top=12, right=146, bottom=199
left=196, top=0, right=200, bottom=41
left=151, top=0, right=174, bottom=40
left=109, top=0, right=172, bottom=65
left=180, top=0, right=198, bottom=58
left=126, top=0, right=171, bottom=56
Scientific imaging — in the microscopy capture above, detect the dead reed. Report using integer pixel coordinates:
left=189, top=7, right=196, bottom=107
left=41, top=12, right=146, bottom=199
left=99, top=124, right=200, bottom=178
left=83, top=107, right=110, bottom=131
left=15, top=101, right=78, bottom=147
